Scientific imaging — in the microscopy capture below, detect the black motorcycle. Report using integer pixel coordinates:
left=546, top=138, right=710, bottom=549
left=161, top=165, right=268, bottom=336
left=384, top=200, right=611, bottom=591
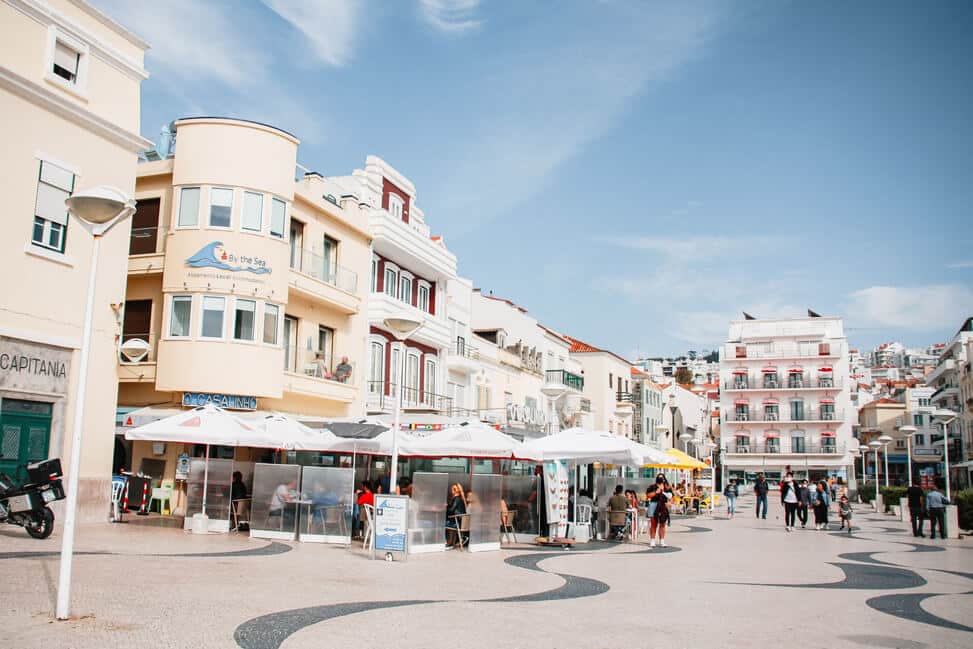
left=0, top=458, right=65, bottom=539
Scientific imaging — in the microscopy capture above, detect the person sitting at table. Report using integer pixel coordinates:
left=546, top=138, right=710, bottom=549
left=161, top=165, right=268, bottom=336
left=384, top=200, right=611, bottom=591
left=353, top=480, right=374, bottom=538
left=269, top=478, right=298, bottom=527
left=333, top=356, right=353, bottom=383
left=397, top=476, right=413, bottom=497
left=445, top=482, right=468, bottom=548
left=607, top=485, right=629, bottom=541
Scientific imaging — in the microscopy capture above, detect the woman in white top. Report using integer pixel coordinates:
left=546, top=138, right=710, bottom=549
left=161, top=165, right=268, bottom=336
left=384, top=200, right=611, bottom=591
left=780, top=472, right=799, bottom=532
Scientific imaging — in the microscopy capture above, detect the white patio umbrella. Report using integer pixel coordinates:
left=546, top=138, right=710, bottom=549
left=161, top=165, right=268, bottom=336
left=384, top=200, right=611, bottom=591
left=405, top=420, right=526, bottom=458
left=255, top=413, right=343, bottom=451
left=518, top=427, right=641, bottom=465
left=125, top=404, right=291, bottom=517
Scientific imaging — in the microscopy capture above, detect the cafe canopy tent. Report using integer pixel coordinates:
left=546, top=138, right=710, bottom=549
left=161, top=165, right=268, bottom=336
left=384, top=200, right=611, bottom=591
left=662, top=448, right=708, bottom=471
left=518, top=428, right=643, bottom=466
left=403, top=420, right=526, bottom=458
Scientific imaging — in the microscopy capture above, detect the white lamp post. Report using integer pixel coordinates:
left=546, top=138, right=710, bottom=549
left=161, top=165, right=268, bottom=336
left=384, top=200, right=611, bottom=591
left=933, top=408, right=957, bottom=500
left=56, top=187, right=135, bottom=621
left=877, top=434, right=893, bottom=487
left=898, top=426, right=917, bottom=487
left=868, top=440, right=882, bottom=507
left=382, top=317, right=423, bottom=493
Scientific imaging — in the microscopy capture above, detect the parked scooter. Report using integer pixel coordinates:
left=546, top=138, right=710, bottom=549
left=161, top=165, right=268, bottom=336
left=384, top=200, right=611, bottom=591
left=0, top=458, right=65, bottom=539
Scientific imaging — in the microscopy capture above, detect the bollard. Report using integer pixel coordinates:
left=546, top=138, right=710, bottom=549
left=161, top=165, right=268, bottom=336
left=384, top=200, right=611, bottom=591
left=945, top=505, right=961, bottom=540
left=900, top=498, right=909, bottom=523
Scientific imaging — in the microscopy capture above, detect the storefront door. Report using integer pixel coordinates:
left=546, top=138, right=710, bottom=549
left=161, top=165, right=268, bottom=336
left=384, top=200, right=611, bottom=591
left=0, top=399, right=53, bottom=484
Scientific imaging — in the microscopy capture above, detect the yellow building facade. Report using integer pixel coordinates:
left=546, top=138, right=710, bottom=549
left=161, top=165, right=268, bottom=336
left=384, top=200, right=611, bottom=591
left=117, top=118, right=371, bottom=500
left=0, top=0, right=150, bottom=520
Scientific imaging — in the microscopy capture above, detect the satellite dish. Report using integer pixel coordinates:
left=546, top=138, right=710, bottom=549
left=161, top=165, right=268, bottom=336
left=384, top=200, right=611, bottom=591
left=119, top=338, right=151, bottom=363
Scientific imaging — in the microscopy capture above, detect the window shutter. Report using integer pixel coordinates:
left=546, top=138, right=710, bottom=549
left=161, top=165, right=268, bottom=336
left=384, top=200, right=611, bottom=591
left=35, top=182, right=70, bottom=225
left=54, top=41, right=79, bottom=75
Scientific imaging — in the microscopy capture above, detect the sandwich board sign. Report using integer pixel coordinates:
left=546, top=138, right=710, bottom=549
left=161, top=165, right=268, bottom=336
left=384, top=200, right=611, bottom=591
left=372, top=495, right=409, bottom=561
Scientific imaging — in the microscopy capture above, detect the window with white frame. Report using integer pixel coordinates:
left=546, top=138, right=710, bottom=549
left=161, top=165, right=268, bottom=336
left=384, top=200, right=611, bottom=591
left=47, top=29, right=88, bottom=92
left=406, top=352, right=420, bottom=397
left=177, top=187, right=200, bottom=227
left=200, top=296, right=226, bottom=338
left=369, top=340, right=385, bottom=388
left=388, top=193, right=404, bottom=219
left=384, top=264, right=398, bottom=298
left=425, top=358, right=437, bottom=399
left=399, top=272, right=413, bottom=305
left=209, top=188, right=233, bottom=228
left=370, top=257, right=378, bottom=292
left=263, top=303, right=279, bottom=344
left=233, top=299, right=256, bottom=341
left=242, top=191, right=263, bottom=232
left=169, top=295, right=192, bottom=337
left=32, top=160, right=74, bottom=252
left=270, top=198, right=286, bottom=238
left=417, top=282, right=430, bottom=312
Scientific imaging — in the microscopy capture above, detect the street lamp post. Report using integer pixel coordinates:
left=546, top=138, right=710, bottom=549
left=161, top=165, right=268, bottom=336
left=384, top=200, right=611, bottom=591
left=877, top=434, right=893, bottom=487
left=382, top=317, right=424, bottom=493
left=898, top=426, right=917, bottom=487
left=56, top=187, right=136, bottom=621
left=868, top=440, right=882, bottom=508
left=933, top=409, right=957, bottom=500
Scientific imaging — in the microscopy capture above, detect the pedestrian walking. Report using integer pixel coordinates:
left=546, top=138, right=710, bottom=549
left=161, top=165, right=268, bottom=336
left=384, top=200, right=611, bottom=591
left=723, top=478, right=738, bottom=518
left=648, top=475, right=673, bottom=548
left=812, top=481, right=830, bottom=530
left=925, top=485, right=949, bottom=540
left=780, top=472, right=799, bottom=531
left=797, top=479, right=811, bottom=529
left=754, top=473, right=769, bottom=519
left=906, top=483, right=926, bottom=538
left=837, top=495, right=853, bottom=534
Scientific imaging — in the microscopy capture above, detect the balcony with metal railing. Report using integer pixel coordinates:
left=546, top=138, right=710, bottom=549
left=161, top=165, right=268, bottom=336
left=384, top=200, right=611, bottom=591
left=724, top=408, right=844, bottom=424
left=544, top=369, right=584, bottom=392
left=365, top=381, right=454, bottom=414
left=446, top=341, right=479, bottom=375
left=288, top=248, right=361, bottom=314
left=281, top=347, right=358, bottom=403
left=724, top=374, right=840, bottom=391
left=725, top=442, right=846, bottom=455
left=725, top=342, right=842, bottom=360
left=128, top=226, right=168, bottom=274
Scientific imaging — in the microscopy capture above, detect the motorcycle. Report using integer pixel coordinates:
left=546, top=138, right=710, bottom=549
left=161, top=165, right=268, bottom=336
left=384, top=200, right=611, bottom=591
left=0, top=458, right=65, bottom=539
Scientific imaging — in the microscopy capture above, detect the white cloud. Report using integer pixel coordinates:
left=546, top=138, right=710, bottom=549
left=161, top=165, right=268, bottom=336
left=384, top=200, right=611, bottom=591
left=947, top=260, right=973, bottom=269
left=419, top=0, right=482, bottom=33
left=845, top=285, right=973, bottom=330
left=601, top=235, right=788, bottom=259
left=261, top=0, right=364, bottom=67
left=95, top=0, right=269, bottom=87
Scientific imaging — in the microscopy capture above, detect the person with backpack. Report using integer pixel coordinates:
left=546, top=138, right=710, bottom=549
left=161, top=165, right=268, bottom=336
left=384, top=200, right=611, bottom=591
left=780, top=472, right=800, bottom=532
left=723, top=478, right=739, bottom=519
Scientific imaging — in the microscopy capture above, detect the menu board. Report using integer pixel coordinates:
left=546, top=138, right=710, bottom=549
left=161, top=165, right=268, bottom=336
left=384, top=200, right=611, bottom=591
left=374, top=495, right=409, bottom=554
left=544, top=461, right=570, bottom=537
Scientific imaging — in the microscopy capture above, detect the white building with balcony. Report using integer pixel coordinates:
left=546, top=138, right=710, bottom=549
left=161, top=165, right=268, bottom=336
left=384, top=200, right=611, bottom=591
left=925, top=317, right=973, bottom=488
left=335, top=156, right=458, bottom=416
left=466, top=291, right=587, bottom=438
left=718, top=314, right=855, bottom=483
left=563, top=335, right=634, bottom=437
left=661, top=383, right=710, bottom=453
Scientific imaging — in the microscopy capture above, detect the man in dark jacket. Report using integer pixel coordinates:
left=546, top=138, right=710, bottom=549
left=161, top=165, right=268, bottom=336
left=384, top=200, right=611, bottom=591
left=797, top=479, right=812, bottom=529
left=754, top=473, right=769, bottom=519
left=906, top=483, right=925, bottom=537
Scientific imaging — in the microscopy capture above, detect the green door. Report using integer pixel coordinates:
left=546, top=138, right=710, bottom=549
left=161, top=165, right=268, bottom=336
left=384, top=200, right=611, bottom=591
left=0, top=400, right=53, bottom=485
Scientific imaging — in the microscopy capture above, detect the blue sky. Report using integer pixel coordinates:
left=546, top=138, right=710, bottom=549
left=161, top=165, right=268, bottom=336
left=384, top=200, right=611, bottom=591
left=97, top=0, right=973, bottom=357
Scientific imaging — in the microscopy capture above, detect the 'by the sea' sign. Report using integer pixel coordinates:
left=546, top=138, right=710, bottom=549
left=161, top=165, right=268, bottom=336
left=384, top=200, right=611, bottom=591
left=182, top=392, right=257, bottom=410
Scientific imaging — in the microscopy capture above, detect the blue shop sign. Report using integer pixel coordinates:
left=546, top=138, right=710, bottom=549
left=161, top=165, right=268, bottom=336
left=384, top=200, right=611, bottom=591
left=182, top=392, right=258, bottom=410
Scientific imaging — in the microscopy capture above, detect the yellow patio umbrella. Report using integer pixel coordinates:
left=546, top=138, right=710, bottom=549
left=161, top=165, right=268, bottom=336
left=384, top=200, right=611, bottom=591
left=661, top=448, right=707, bottom=470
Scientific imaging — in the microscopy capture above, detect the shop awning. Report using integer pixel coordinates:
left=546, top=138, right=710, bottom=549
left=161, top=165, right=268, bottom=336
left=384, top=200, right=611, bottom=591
left=788, top=368, right=803, bottom=374
left=732, top=369, right=748, bottom=375
left=818, top=367, right=833, bottom=373
left=820, top=431, right=836, bottom=437
left=764, top=432, right=780, bottom=439
left=761, top=367, right=778, bottom=373
left=662, top=448, right=707, bottom=470
left=763, top=398, right=779, bottom=405
left=734, top=399, right=750, bottom=406
left=820, top=398, right=834, bottom=404
left=734, top=432, right=750, bottom=437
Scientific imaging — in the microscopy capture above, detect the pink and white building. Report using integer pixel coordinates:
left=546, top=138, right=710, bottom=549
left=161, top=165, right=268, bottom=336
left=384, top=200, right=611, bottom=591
left=719, top=315, right=856, bottom=484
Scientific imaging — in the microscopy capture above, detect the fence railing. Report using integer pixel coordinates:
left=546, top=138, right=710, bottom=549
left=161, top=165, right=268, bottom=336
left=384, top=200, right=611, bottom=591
left=292, top=248, right=358, bottom=293
left=449, top=343, right=479, bottom=360
left=724, top=375, right=840, bottom=390
left=284, top=347, right=355, bottom=384
left=725, top=442, right=845, bottom=455
left=545, top=369, right=584, bottom=391
left=616, top=391, right=635, bottom=403
left=365, top=381, right=454, bottom=413
left=724, top=408, right=843, bottom=423
left=725, top=343, right=840, bottom=359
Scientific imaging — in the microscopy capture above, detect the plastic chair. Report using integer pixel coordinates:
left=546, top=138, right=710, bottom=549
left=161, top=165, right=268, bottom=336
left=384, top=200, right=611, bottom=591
left=110, top=479, right=126, bottom=522
left=448, top=513, right=471, bottom=549
left=361, top=504, right=375, bottom=550
left=149, top=487, right=172, bottom=515
left=573, top=504, right=593, bottom=541
left=500, top=510, right=517, bottom=544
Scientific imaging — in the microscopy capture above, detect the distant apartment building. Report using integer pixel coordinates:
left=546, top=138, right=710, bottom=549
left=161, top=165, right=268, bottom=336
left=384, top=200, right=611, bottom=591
left=0, top=0, right=150, bottom=519
left=116, top=118, right=372, bottom=503
left=719, top=315, right=855, bottom=484
left=925, top=317, right=973, bottom=489
left=661, top=383, right=710, bottom=454
left=631, top=368, right=665, bottom=447
left=902, top=385, right=941, bottom=480
left=858, top=398, right=910, bottom=485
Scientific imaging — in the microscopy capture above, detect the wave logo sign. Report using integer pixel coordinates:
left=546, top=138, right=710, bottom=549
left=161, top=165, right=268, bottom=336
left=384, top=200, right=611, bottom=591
left=186, top=241, right=271, bottom=274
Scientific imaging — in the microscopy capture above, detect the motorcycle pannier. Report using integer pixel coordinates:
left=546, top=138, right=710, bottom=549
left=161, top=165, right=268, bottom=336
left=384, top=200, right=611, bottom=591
left=27, top=458, right=63, bottom=484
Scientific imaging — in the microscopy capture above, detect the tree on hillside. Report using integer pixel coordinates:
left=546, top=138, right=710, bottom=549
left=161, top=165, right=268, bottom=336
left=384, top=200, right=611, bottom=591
left=704, top=350, right=719, bottom=363
left=674, top=366, right=693, bottom=385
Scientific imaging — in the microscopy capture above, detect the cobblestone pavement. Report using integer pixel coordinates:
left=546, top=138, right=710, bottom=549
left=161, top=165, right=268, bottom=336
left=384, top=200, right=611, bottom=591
left=2, top=495, right=970, bottom=649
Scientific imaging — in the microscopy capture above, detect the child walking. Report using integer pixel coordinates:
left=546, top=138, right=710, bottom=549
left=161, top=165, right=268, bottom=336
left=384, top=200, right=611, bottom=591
left=838, top=495, right=853, bottom=534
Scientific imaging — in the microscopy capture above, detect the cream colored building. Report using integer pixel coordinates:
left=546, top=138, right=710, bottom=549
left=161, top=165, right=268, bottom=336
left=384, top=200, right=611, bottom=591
left=563, top=336, right=634, bottom=437
left=117, top=117, right=371, bottom=494
left=0, top=0, right=150, bottom=520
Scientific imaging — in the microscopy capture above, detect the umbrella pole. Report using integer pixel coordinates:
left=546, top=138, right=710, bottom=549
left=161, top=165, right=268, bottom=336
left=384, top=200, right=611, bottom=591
left=202, top=444, right=210, bottom=517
